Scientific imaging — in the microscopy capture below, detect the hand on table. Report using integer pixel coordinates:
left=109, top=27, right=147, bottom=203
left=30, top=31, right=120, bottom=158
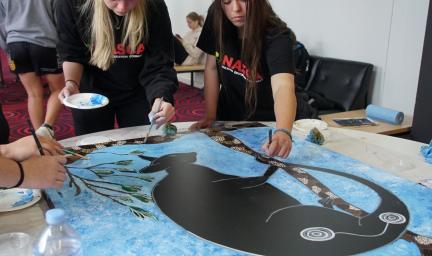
left=261, top=131, right=292, bottom=158
left=189, top=117, right=215, bottom=131
left=2, top=135, right=64, bottom=161
left=21, top=155, right=67, bottom=189
left=151, top=98, right=175, bottom=128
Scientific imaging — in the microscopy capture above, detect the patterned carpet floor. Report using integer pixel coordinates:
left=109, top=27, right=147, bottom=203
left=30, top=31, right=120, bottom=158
left=0, top=66, right=204, bottom=142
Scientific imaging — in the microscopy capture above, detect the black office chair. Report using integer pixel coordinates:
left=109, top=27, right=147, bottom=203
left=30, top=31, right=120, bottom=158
left=305, top=56, right=373, bottom=114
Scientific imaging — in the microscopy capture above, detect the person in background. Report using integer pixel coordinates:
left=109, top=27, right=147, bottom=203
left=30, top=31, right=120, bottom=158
left=174, top=12, right=206, bottom=66
left=0, top=132, right=67, bottom=189
left=190, top=0, right=298, bottom=158
left=0, top=0, right=65, bottom=139
left=0, top=3, right=6, bottom=50
left=56, top=0, right=178, bottom=136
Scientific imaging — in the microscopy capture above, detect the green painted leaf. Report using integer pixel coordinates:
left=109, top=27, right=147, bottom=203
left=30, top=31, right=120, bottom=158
left=138, top=176, right=154, bottom=182
left=115, top=168, right=135, bottom=173
left=115, top=160, right=133, bottom=166
left=129, top=150, right=145, bottom=155
left=119, top=196, right=133, bottom=203
left=121, top=185, right=141, bottom=193
left=93, top=170, right=115, bottom=175
left=132, top=194, right=152, bottom=203
left=130, top=206, right=157, bottom=220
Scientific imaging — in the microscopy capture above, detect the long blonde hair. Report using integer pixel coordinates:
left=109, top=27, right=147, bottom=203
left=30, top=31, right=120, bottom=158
left=81, top=0, right=148, bottom=70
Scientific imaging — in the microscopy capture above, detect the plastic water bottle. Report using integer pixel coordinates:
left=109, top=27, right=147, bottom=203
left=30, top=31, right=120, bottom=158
left=33, top=209, right=82, bottom=256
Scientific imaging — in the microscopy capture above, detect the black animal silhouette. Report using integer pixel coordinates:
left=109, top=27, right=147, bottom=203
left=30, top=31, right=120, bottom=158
left=139, top=152, right=409, bottom=256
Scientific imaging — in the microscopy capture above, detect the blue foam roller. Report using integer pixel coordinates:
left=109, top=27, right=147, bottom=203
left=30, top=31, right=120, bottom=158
left=366, top=104, right=404, bottom=125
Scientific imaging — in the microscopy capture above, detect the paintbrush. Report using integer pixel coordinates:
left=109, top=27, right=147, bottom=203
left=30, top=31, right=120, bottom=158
left=27, top=119, right=44, bottom=156
left=144, top=97, right=164, bottom=143
left=63, top=149, right=89, bottom=160
left=27, top=119, right=65, bottom=196
left=268, top=129, right=273, bottom=145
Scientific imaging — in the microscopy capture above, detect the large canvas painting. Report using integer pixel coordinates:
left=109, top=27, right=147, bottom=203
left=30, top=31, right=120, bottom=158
left=46, top=124, right=432, bottom=255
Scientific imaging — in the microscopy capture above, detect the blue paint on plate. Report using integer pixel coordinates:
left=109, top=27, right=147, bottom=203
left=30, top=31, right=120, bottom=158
left=12, top=190, right=33, bottom=207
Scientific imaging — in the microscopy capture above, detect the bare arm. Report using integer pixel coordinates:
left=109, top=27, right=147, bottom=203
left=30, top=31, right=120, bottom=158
left=0, top=135, right=63, bottom=161
left=58, top=61, right=84, bottom=101
left=261, top=73, right=296, bottom=158
left=272, top=73, right=296, bottom=131
left=189, top=54, right=220, bottom=130
left=0, top=156, right=67, bottom=189
left=0, top=157, right=23, bottom=188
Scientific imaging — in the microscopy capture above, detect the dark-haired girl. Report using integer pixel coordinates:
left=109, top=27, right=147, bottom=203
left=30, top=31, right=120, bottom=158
left=191, top=0, right=297, bottom=158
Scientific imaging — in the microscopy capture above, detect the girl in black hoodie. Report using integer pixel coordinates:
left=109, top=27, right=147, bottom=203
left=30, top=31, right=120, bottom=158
left=56, top=0, right=178, bottom=135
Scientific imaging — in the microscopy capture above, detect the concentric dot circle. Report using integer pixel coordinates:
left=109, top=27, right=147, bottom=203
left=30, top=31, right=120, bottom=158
left=379, top=212, right=406, bottom=224
left=300, top=227, right=335, bottom=242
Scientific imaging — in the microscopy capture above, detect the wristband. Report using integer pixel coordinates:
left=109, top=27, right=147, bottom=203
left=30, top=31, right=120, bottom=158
left=12, top=160, right=25, bottom=188
left=274, top=128, right=292, bottom=141
left=65, top=79, right=79, bottom=88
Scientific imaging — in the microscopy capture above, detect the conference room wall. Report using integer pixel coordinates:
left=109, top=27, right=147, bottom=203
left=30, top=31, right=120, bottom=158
left=166, top=0, right=429, bottom=117
left=166, top=0, right=212, bottom=36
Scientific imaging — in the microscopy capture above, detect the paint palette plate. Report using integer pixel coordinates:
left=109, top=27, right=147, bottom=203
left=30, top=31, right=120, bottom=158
left=77, top=135, right=112, bottom=146
left=0, top=188, right=41, bottom=212
left=63, top=93, right=109, bottom=109
left=293, top=119, right=328, bottom=133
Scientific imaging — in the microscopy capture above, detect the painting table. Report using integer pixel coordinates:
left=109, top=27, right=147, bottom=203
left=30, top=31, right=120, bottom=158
left=1, top=122, right=431, bottom=255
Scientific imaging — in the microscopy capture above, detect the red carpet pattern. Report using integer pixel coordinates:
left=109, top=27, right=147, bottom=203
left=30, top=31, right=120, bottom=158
left=171, top=85, right=205, bottom=122
left=0, top=52, right=204, bottom=142
left=1, top=83, right=204, bottom=142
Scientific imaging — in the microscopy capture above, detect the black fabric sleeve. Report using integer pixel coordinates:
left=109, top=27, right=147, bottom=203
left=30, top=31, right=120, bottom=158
left=265, top=30, right=295, bottom=76
left=55, top=0, right=90, bottom=64
left=0, top=103, right=9, bottom=144
left=196, top=5, right=215, bottom=56
left=139, top=0, right=178, bottom=106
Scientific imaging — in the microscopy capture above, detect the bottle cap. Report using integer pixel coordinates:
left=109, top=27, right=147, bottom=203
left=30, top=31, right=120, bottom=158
left=45, top=209, right=65, bottom=225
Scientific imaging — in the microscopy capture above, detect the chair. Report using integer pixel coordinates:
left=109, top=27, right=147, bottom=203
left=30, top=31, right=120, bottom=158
left=305, top=56, right=373, bottom=114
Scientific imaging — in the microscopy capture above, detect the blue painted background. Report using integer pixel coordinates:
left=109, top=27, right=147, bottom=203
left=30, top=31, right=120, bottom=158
left=47, top=127, right=432, bottom=255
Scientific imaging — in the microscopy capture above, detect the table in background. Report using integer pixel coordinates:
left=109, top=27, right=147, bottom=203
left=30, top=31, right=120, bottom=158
left=1, top=122, right=430, bottom=242
left=174, top=64, right=205, bottom=88
left=319, top=109, right=413, bottom=135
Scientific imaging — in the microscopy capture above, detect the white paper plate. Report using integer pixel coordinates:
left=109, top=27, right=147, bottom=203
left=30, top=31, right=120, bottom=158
left=63, top=93, right=109, bottom=109
left=293, top=119, right=328, bottom=133
left=0, top=188, right=41, bottom=212
left=77, top=135, right=112, bottom=146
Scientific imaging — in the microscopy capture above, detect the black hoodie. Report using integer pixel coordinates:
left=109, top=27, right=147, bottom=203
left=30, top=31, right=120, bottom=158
left=55, top=0, right=178, bottom=105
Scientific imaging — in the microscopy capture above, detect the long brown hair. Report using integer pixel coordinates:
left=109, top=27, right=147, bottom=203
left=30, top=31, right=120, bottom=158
left=186, top=12, right=204, bottom=27
left=212, top=0, right=290, bottom=118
